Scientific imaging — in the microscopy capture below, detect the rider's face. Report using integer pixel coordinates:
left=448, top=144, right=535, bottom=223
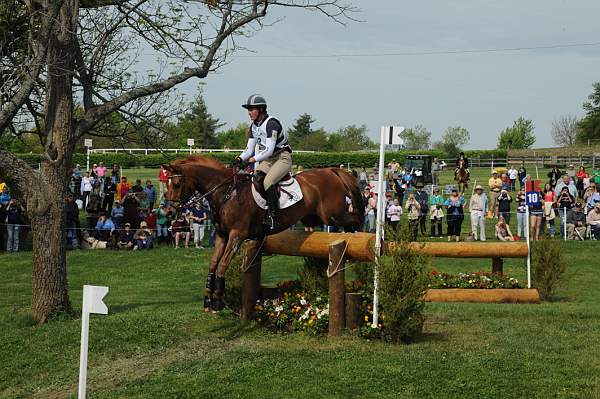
left=247, top=107, right=260, bottom=121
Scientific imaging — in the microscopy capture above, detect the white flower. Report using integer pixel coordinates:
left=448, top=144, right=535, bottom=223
left=300, top=298, right=307, bottom=306
left=275, top=305, right=284, bottom=313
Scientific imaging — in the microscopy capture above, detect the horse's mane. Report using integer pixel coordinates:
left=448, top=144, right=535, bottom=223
left=170, top=155, right=226, bottom=171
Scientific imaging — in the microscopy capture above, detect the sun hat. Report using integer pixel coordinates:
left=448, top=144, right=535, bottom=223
left=125, top=222, right=131, bottom=227
left=475, top=185, right=483, bottom=190
left=140, top=221, right=147, bottom=227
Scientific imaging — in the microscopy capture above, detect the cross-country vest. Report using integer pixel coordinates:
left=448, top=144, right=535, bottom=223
left=251, top=116, right=290, bottom=154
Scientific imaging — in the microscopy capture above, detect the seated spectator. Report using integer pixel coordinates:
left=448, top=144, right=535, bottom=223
left=567, top=203, right=587, bottom=240
left=170, top=215, right=190, bottom=248
left=584, top=183, right=600, bottom=213
left=118, top=223, right=135, bottom=249
left=111, top=200, right=124, bottom=228
left=133, top=221, right=154, bottom=250
left=93, top=213, right=115, bottom=243
left=587, top=202, right=600, bottom=239
left=495, top=216, right=514, bottom=241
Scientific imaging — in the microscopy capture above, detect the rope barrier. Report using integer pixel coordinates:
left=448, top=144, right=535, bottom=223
left=326, top=240, right=350, bottom=279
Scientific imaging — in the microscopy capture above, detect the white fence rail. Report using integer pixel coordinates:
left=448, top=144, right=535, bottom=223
left=89, top=148, right=317, bottom=155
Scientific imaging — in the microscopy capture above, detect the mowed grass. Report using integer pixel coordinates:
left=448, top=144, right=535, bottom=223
left=1, top=240, right=600, bottom=398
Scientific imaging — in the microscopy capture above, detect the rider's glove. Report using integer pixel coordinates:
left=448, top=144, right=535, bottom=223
left=231, top=156, right=242, bottom=168
left=239, top=159, right=250, bottom=170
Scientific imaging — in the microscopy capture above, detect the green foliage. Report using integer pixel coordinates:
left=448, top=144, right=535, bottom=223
left=532, top=240, right=567, bottom=300
left=577, top=82, right=600, bottom=144
left=223, top=245, right=245, bottom=313
left=400, top=124, right=431, bottom=150
left=288, top=113, right=315, bottom=147
left=215, top=123, right=248, bottom=149
left=438, top=126, right=470, bottom=158
left=497, top=117, right=536, bottom=149
left=166, top=87, right=224, bottom=148
left=297, top=257, right=329, bottom=295
left=328, top=124, right=375, bottom=152
left=294, top=128, right=330, bottom=151
left=377, top=226, right=429, bottom=342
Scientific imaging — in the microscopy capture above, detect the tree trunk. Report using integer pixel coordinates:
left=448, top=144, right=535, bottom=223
left=30, top=0, right=77, bottom=323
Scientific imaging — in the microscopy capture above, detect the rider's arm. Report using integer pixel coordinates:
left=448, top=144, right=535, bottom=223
left=239, top=137, right=256, bottom=161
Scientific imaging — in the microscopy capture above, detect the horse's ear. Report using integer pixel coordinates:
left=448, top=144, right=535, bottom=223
left=162, top=163, right=173, bottom=172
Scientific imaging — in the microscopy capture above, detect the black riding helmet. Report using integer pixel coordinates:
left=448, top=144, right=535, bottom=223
left=242, top=94, right=267, bottom=110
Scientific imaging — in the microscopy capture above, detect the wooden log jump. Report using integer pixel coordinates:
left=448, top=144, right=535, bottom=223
left=242, top=230, right=530, bottom=333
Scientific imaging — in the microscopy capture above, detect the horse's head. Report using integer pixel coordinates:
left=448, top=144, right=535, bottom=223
left=163, top=163, right=193, bottom=208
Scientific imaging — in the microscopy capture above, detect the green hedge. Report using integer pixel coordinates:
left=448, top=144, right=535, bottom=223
left=15, top=149, right=507, bottom=170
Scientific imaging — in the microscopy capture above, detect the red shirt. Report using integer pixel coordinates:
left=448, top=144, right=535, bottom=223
left=159, top=169, right=170, bottom=183
left=576, top=171, right=588, bottom=182
left=145, top=213, right=157, bottom=230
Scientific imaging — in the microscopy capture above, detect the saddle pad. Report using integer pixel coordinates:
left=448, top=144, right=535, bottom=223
left=251, top=177, right=303, bottom=210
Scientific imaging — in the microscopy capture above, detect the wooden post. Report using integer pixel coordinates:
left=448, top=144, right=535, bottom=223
left=492, top=257, right=503, bottom=275
left=328, top=239, right=346, bottom=337
left=241, top=240, right=262, bottom=322
left=345, top=293, right=363, bottom=330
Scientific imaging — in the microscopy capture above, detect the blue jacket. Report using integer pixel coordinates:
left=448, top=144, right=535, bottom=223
left=96, top=218, right=115, bottom=231
left=0, top=192, right=10, bottom=206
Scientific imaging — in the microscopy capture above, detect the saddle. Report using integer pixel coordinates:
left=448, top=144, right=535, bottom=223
left=252, top=172, right=294, bottom=201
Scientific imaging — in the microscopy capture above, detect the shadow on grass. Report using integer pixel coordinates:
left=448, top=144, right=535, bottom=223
left=207, top=314, right=261, bottom=341
left=408, top=331, right=450, bottom=344
left=109, top=299, right=196, bottom=314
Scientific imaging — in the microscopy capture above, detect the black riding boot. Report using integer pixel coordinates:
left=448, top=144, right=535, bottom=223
left=204, top=272, right=215, bottom=311
left=211, top=276, right=225, bottom=312
left=263, top=185, right=280, bottom=230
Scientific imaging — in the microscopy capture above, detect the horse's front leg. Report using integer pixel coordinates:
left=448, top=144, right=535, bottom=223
left=204, top=232, right=226, bottom=312
left=211, top=233, right=244, bottom=312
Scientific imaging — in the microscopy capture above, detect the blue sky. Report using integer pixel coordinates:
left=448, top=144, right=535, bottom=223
left=175, top=0, right=600, bottom=149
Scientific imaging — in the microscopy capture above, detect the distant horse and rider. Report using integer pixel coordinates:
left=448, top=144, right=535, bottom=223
left=454, top=152, right=470, bottom=196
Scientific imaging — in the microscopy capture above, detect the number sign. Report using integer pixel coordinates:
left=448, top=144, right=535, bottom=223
left=525, top=192, right=540, bottom=206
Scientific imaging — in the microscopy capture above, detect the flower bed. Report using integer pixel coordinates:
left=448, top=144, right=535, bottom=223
left=428, top=271, right=523, bottom=289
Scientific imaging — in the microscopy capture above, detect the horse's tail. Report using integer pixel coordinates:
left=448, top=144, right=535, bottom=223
left=331, top=168, right=365, bottom=228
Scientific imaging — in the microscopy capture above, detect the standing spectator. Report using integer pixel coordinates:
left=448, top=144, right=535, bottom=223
left=587, top=202, right=600, bottom=239
left=386, top=198, right=402, bottom=231
left=116, top=176, right=132, bottom=202
left=415, top=184, right=429, bottom=236
left=575, top=166, right=589, bottom=199
left=495, top=216, right=514, bottom=241
left=95, top=161, right=107, bottom=190
left=516, top=190, right=527, bottom=239
left=365, top=193, right=377, bottom=233
left=431, top=158, right=441, bottom=187
left=361, top=187, right=371, bottom=231
left=554, top=174, right=577, bottom=199
left=103, top=179, right=116, bottom=213
left=0, top=201, right=6, bottom=251
left=188, top=202, right=208, bottom=249
left=542, top=183, right=557, bottom=238
left=0, top=178, right=6, bottom=193
left=547, top=165, right=562, bottom=188
left=85, top=194, right=102, bottom=231
left=469, top=185, right=487, bottom=241
left=488, top=171, right=502, bottom=218
left=131, top=179, right=144, bottom=193
left=507, top=165, right=518, bottom=191
left=118, top=223, right=135, bottom=249
left=384, top=193, right=393, bottom=225
left=156, top=203, right=170, bottom=244
left=497, top=189, right=513, bottom=225
left=110, top=200, right=124, bottom=229
left=429, top=187, right=444, bottom=238
left=145, top=209, right=158, bottom=233
left=500, top=173, right=510, bottom=191
left=72, top=164, right=82, bottom=196
left=80, top=171, right=94, bottom=207
left=404, top=193, right=421, bottom=241
left=158, top=165, right=170, bottom=201
left=0, top=186, right=10, bottom=206
left=517, top=162, right=527, bottom=190
left=529, top=191, right=544, bottom=241
left=444, top=189, right=465, bottom=242
left=358, top=166, right=368, bottom=193
left=65, top=193, right=80, bottom=250
left=6, top=199, right=24, bottom=252
left=566, top=203, right=587, bottom=240
left=556, top=186, right=575, bottom=239
left=111, top=164, right=120, bottom=185
left=134, top=221, right=154, bottom=250
left=170, top=215, right=191, bottom=248
left=566, top=164, right=576, bottom=180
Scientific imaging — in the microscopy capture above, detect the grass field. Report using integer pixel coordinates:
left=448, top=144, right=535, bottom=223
left=1, top=240, right=600, bottom=398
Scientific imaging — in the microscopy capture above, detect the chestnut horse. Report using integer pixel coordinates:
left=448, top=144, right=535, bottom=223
left=163, top=156, right=364, bottom=311
left=454, top=160, right=469, bottom=196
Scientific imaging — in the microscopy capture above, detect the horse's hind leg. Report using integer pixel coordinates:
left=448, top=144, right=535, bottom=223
left=204, top=232, right=226, bottom=312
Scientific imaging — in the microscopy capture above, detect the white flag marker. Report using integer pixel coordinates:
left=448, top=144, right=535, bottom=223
left=79, top=285, right=109, bottom=399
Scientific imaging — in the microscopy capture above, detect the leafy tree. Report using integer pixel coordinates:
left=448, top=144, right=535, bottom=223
left=0, top=0, right=355, bottom=323
left=438, top=126, right=470, bottom=158
left=328, top=124, right=374, bottom=152
left=295, top=128, right=330, bottom=151
left=551, top=115, right=579, bottom=147
left=216, top=123, right=249, bottom=149
left=497, top=117, right=536, bottom=149
left=399, top=125, right=431, bottom=150
left=168, top=89, right=223, bottom=148
left=577, top=82, right=600, bottom=145
left=288, top=113, right=315, bottom=147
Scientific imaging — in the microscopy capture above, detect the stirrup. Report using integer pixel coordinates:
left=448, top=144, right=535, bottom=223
left=263, top=211, right=279, bottom=230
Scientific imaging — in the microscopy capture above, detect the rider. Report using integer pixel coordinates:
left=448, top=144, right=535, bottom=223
left=232, top=94, right=292, bottom=229
left=455, top=152, right=470, bottom=179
